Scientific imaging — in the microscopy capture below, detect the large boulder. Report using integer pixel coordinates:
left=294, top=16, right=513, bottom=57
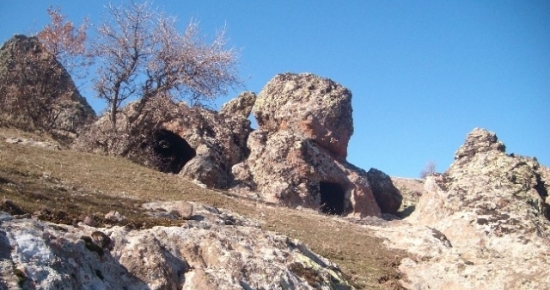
left=371, top=128, right=550, bottom=289
left=253, top=73, right=353, bottom=159
left=367, top=168, right=403, bottom=214
left=74, top=93, right=254, bottom=189
left=0, top=35, right=95, bottom=142
left=0, top=202, right=351, bottom=289
left=232, top=73, right=389, bottom=217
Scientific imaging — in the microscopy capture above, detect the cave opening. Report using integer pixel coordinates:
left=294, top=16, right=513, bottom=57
left=319, top=182, right=346, bottom=215
left=151, top=129, right=196, bottom=174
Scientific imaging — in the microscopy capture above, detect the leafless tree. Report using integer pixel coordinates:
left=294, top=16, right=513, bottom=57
left=91, top=1, right=241, bottom=131
left=36, top=6, right=90, bottom=79
left=420, top=161, right=437, bottom=179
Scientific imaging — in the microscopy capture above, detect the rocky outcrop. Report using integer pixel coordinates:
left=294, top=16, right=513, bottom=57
left=366, top=168, right=403, bottom=214
left=390, top=177, right=424, bottom=217
left=411, top=128, right=549, bottom=225
left=219, top=91, right=256, bottom=119
left=252, top=73, right=353, bottom=159
left=370, top=128, right=550, bottom=289
left=0, top=35, right=95, bottom=141
left=232, top=73, right=390, bottom=217
left=74, top=93, right=254, bottom=188
left=0, top=202, right=351, bottom=289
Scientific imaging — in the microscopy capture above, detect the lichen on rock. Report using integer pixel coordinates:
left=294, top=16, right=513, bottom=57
left=0, top=202, right=351, bottom=289
left=231, top=73, right=395, bottom=217
left=372, top=128, right=550, bottom=290
left=0, top=35, right=95, bottom=142
left=74, top=92, right=255, bottom=189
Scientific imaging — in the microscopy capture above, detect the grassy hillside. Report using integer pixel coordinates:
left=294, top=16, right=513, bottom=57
left=0, top=127, right=407, bottom=289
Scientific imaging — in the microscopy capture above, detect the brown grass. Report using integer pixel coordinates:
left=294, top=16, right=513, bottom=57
left=0, top=127, right=406, bottom=289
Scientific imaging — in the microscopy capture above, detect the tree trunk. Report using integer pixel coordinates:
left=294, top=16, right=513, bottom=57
left=110, top=99, right=117, bottom=131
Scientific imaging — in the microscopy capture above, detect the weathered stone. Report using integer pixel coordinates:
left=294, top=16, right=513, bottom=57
left=232, top=73, right=382, bottom=217
left=82, top=215, right=97, bottom=227
left=74, top=93, right=253, bottom=189
left=219, top=91, right=256, bottom=119
left=366, top=168, right=402, bottom=214
left=253, top=73, right=353, bottom=159
left=0, top=202, right=351, bottom=289
left=142, top=201, right=194, bottom=220
left=371, top=128, right=550, bottom=290
left=104, top=211, right=125, bottom=222
left=0, top=35, right=95, bottom=141
left=5, top=136, right=61, bottom=150
left=454, top=127, right=505, bottom=161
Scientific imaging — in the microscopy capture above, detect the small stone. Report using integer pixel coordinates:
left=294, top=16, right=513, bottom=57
left=83, top=216, right=97, bottom=227
left=91, top=231, right=112, bottom=250
left=105, top=211, right=125, bottom=222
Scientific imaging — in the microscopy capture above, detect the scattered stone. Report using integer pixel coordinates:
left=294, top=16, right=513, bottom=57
left=143, top=201, right=194, bottom=220
left=5, top=137, right=61, bottom=150
left=91, top=231, right=113, bottom=250
left=82, top=216, right=97, bottom=227
left=104, top=211, right=125, bottom=222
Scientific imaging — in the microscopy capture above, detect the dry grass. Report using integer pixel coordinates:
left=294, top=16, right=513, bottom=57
left=0, top=127, right=406, bottom=289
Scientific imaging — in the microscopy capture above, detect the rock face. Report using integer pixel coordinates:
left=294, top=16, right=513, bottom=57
left=232, top=73, right=388, bottom=217
left=0, top=35, right=95, bottom=141
left=74, top=93, right=254, bottom=189
left=366, top=168, right=403, bottom=214
left=372, top=128, right=550, bottom=290
left=253, top=73, right=353, bottom=159
left=0, top=202, right=351, bottom=289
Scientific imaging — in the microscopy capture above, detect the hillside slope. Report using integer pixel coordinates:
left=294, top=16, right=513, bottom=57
left=0, top=128, right=406, bottom=289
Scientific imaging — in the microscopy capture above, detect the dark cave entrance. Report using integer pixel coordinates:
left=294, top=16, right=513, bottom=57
left=319, top=182, right=346, bottom=215
left=151, top=129, right=196, bottom=174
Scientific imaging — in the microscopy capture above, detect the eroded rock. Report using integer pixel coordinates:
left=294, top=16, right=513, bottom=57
left=0, top=35, right=95, bottom=142
left=253, top=73, right=353, bottom=159
left=232, top=73, right=386, bottom=217
left=219, top=91, right=256, bottom=119
left=371, top=128, right=550, bottom=290
left=0, top=202, right=351, bottom=289
left=74, top=93, right=254, bottom=188
left=366, top=168, right=403, bottom=214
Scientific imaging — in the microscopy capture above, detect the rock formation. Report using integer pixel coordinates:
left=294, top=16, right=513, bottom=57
left=0, top=202, right=351, bottom=289
left=0, top=35, right=95, bottom=141
left=232, top=73, right=395, bottom=217
left=74, top=92, right=254, bottom=189
left=369, top=128, right=550, bottom=289
left=366, top=168, right=403, bottom=214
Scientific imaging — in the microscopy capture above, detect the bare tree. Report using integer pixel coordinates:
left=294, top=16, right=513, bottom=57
left=420, top=161, right=437, bottom=179
left=36, top=6, right=90, bottom=79
left=91, top=1, right=240, bottom=131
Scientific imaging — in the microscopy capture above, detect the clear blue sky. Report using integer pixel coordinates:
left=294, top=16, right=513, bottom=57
left=1, top=1, right=549, bottom=178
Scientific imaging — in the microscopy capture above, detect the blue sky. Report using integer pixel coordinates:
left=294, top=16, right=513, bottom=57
left=1, top=1, right=549, bottom=177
